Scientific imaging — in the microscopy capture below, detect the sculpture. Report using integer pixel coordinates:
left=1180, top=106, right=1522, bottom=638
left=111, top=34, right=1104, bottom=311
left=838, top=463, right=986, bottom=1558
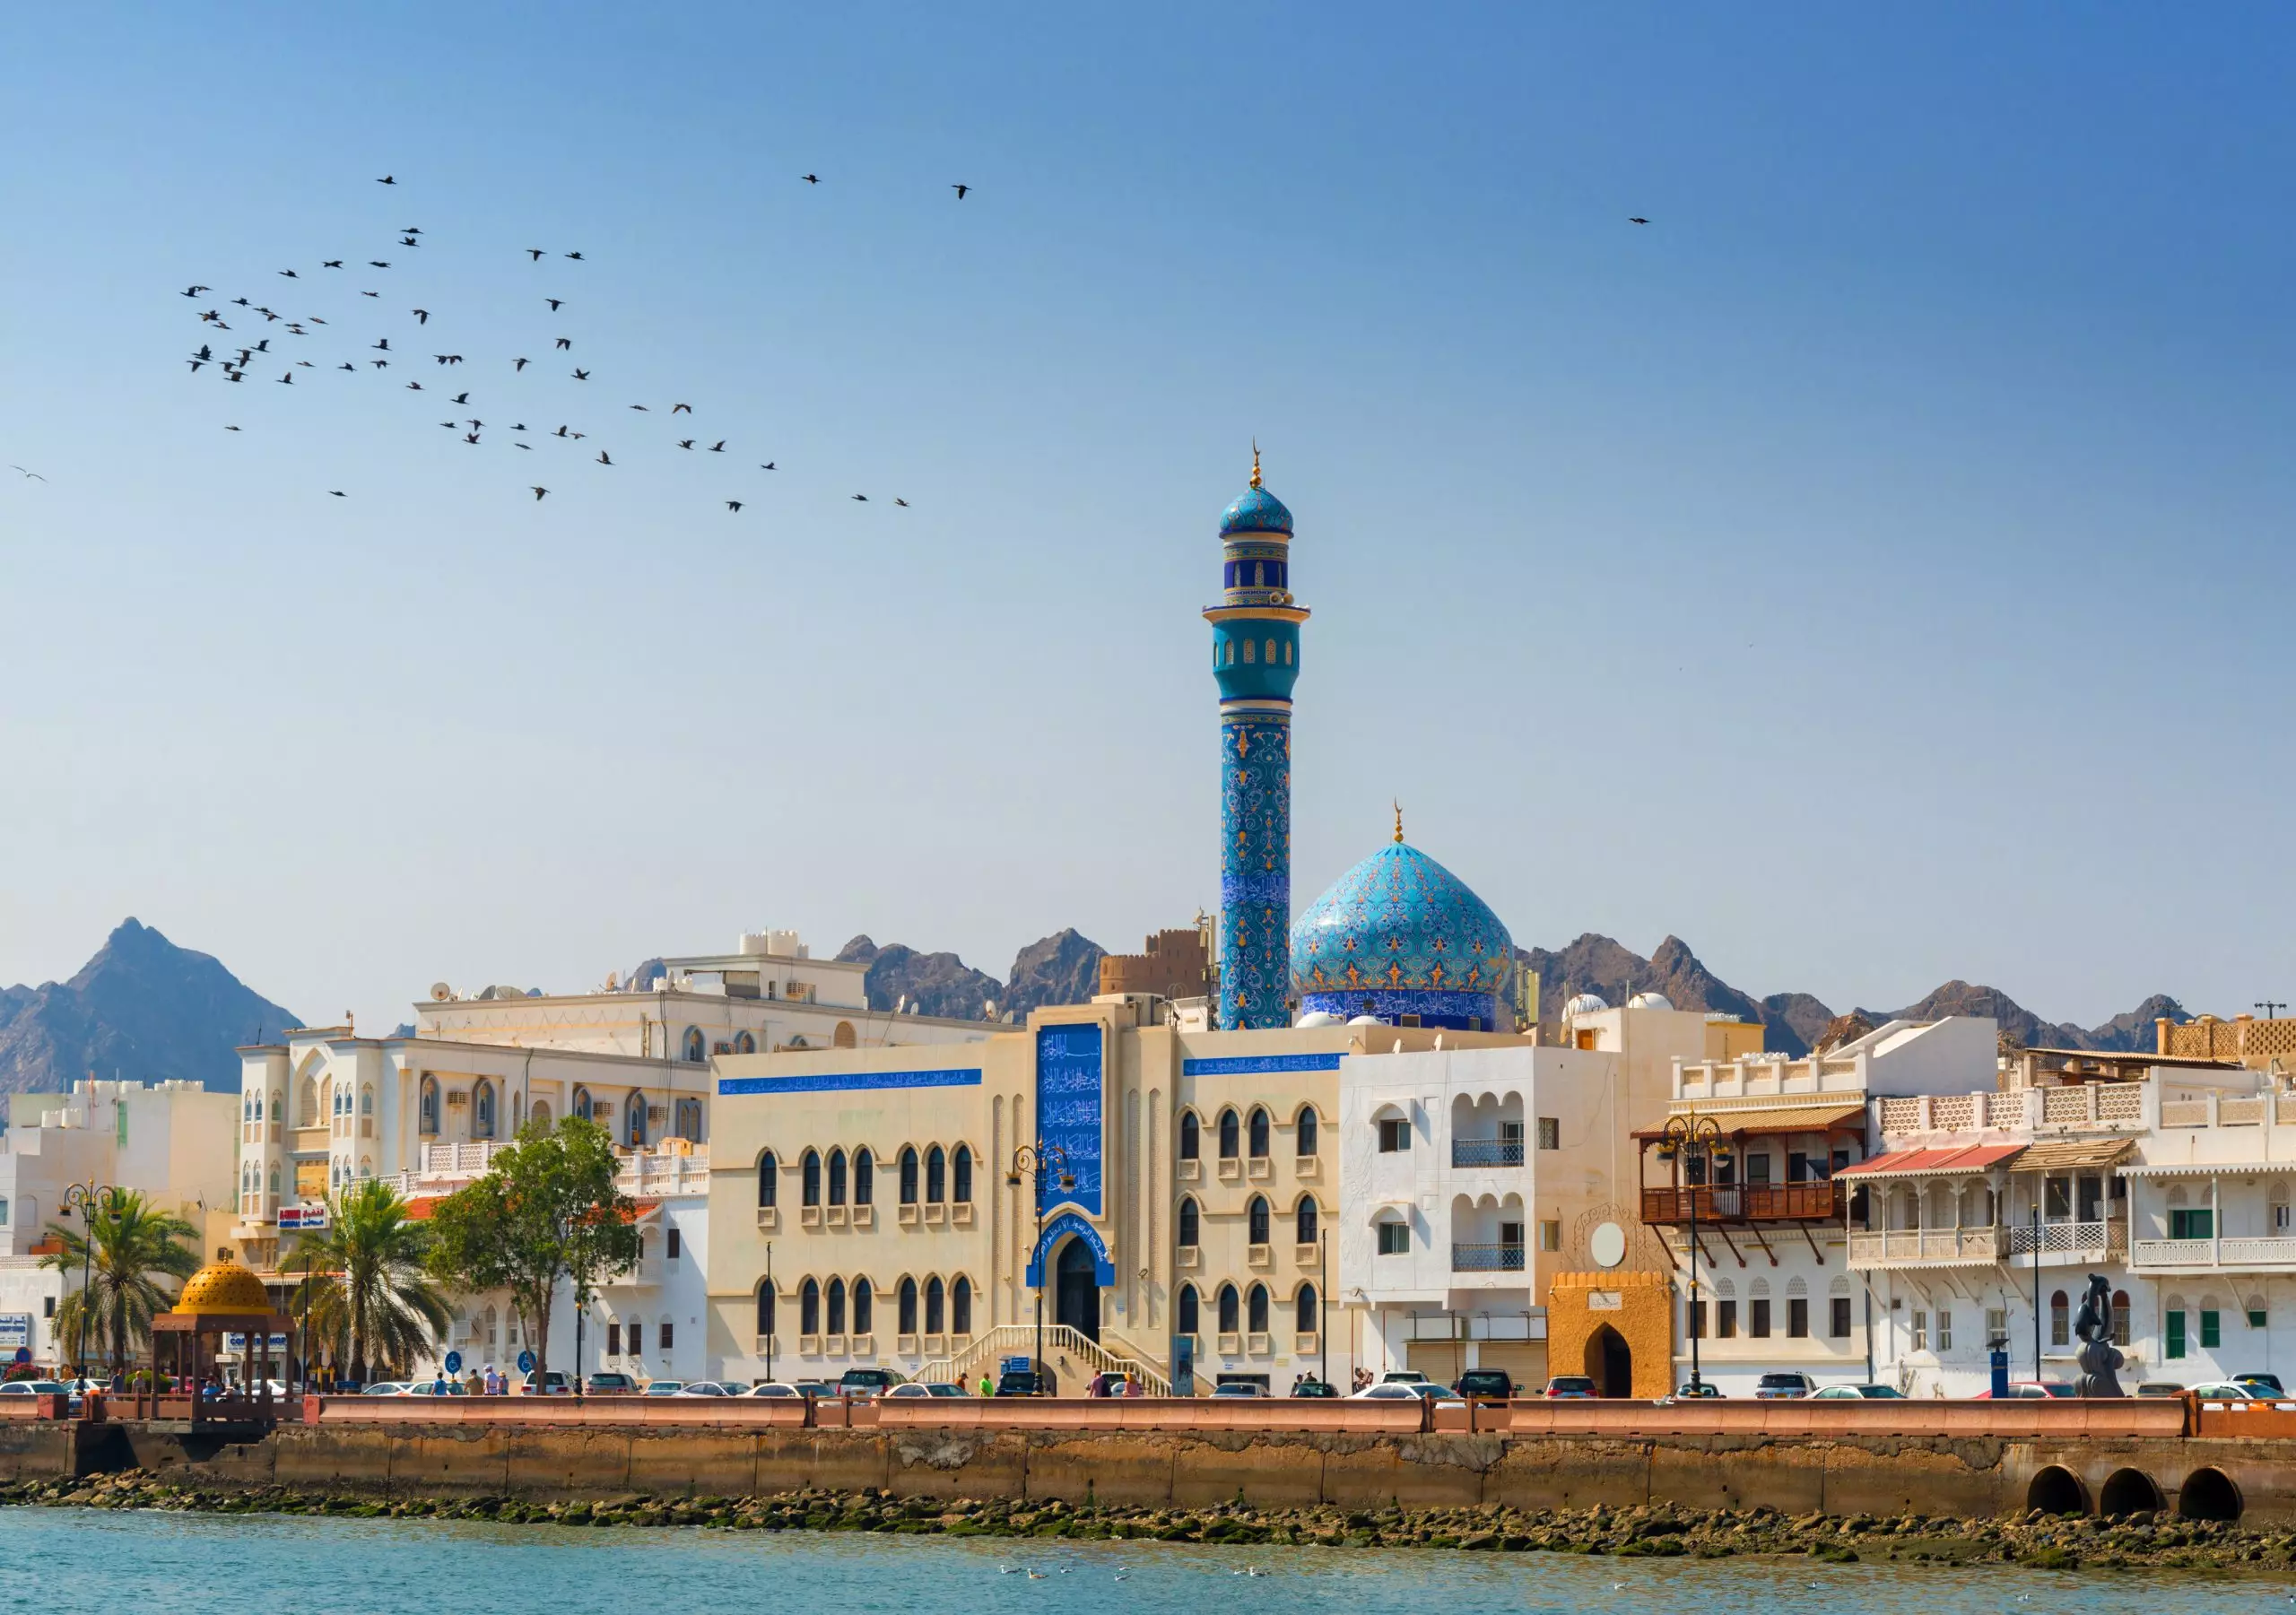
left=2073, top=1272, right=2126, bottom=1398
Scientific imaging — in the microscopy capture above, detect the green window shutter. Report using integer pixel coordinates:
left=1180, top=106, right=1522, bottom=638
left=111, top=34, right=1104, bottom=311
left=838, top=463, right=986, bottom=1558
left=2166, top=1311, right=2187, bottom=1359
left=2200, top=1310, right=2221, bottom=1350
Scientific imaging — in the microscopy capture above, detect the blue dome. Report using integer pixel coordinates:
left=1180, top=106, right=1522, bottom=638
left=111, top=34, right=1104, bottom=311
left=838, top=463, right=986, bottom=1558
left=1290, top=839, right=1515, bottom=1031
left=1220, top=484, right=1293, bottom=535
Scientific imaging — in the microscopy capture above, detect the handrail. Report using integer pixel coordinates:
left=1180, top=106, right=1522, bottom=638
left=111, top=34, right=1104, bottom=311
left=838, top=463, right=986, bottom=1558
left=909, top=1323, right=1171, bottom=1396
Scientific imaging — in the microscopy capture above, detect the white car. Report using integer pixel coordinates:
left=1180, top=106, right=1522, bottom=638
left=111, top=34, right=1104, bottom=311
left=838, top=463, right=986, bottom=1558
left=0, top=1381, right=67, bottom=1397
left=675, top=1382, right=733, bottom=1397
left=361, top=1383, right=409, bottom=1396
left=747, top=1382, right=804, bottom=1398
left=2189, top=1381, right=2272, bottom=1402
left=641, top=1380, right=686, bottom=1397
left=1351, top=1383, right=1423, bottom=1401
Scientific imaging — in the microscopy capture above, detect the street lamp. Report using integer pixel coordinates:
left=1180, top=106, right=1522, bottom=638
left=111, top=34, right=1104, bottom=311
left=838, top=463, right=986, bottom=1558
left=59, top=1182, right=122, bottom=1382
left=1653, top=1113, right=1730, bottom=1396
left=1005, top=1142, right=1073, bottom=1390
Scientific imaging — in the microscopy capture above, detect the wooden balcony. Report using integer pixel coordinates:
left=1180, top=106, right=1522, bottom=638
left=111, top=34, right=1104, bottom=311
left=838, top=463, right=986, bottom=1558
left=1639, top=1182, right=1843, bottom=1225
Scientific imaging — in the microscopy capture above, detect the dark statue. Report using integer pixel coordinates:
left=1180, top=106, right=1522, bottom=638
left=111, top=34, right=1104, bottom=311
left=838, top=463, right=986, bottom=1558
left=2074, top=1272, right=2126, bottom=1397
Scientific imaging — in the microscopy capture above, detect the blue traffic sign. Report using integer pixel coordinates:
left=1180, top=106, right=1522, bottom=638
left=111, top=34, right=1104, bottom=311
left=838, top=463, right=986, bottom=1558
left=444, top=1350, right=464, bottom=1376
left=517, top=1350, right=535, bottom=1375
left=10, top=1349, right=27, bottom=1367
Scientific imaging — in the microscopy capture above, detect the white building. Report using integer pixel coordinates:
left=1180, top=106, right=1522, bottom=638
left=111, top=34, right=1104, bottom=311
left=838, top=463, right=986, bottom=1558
left=0, top=1081, right=238, bottom=1372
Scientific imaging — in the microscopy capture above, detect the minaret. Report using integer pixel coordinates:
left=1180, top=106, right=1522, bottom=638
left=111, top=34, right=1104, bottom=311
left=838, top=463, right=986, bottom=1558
left=1206, top=446, right=1309, bottom=1030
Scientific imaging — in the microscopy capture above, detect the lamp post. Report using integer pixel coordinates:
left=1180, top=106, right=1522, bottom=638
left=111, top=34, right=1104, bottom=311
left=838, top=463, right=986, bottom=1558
left=1005, top=1142, right=1072, bottom=1389
left=1654, top=1113, right=1729, bottom=1397
left=58, top=1182, right=121, bottom=1381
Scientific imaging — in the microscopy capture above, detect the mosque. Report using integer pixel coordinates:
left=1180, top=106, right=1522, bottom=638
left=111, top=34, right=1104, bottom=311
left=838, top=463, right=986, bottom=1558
left=704, top=459, right=1735, bottom=1392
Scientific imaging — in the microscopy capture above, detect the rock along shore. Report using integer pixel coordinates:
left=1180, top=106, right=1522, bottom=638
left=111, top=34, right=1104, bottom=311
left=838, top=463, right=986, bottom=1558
left=7, top=1473, right=2296, bottom=1569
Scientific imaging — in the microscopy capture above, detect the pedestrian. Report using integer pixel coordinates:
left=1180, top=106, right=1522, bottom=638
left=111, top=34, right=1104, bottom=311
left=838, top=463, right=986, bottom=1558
left=978, top=1371, right=994, bottom=1398
left=431, top=1368, right=448, bottom=1396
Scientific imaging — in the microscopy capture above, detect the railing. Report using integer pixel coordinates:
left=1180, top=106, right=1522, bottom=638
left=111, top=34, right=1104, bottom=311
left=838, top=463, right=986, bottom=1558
left=909, top=1323, right=1171, bottom=1395
left=2006, top=1219, right=2124, bottom=1257
left=2160, top=1099, right=2212, bottom=1128
left=1880, top=1084, right=2150, bottom=1136
left=1451, top=1242, right=1526, bottom=1272
left=420, top=1141, right=514, bottom=1176
left=1451, top=1138, right=1525, bottom=1168
left=1639, top=1182, right=1844, bottom=1224
left=2220, top=1097, right=2267, bottom=1126
left=1848, top=1228, right=2008, bottom=1266
left=2133, top=1236, right=2296, bottom=1270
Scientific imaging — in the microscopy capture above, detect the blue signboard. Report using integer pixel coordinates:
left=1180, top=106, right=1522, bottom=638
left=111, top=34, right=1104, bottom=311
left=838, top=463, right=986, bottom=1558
left=444, top=1350, right=464, bottom=1376
left=1034, top=1022, right=1103, bottom=1216
left=0, top=1315, right=30, bottom=1353
left=517, top=1350, right=535, bottom=1374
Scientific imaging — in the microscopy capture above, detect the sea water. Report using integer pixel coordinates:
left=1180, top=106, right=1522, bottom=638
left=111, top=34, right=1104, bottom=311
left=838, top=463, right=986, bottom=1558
left=0, top=1508, right=2280, bottom=1615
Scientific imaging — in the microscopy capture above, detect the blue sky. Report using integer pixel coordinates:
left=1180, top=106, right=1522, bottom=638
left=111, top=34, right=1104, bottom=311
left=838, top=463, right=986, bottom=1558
left=3, top=4, right=2292, bottom=1034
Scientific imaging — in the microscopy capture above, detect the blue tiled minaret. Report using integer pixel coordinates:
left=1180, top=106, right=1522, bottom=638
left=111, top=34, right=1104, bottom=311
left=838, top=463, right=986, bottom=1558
left=1207, top=447, right=1308, bottom=1030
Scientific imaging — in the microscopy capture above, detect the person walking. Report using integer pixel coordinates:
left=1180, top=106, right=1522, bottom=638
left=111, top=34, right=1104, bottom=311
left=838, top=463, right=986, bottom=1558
left=978, top=1370, right=995, bottom=1398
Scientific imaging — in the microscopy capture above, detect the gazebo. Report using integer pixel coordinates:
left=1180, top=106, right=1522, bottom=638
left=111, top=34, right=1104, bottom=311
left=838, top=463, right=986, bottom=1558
left=138, top=1258, right=298, bottom=1429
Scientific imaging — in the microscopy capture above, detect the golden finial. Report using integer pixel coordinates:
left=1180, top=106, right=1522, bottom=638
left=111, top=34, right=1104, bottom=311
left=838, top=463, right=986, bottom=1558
left=1249, top=439, right=1262, bottom=491
left=1393, top=801, right=1405, bottom=844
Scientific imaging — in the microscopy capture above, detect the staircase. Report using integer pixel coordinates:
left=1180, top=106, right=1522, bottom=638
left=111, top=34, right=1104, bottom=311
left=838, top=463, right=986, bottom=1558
left=913, top=1323, right=1172, bottom=1396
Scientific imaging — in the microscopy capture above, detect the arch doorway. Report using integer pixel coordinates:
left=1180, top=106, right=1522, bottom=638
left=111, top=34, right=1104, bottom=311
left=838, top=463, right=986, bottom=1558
left=1586, top=1323, right=1632, bottom=1398
left=1054, top=1237, right=1100, bottom=1343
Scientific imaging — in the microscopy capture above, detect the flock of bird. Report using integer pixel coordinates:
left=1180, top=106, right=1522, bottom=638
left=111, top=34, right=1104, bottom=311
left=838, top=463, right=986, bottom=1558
left=170, top=171, right=975, bottom=508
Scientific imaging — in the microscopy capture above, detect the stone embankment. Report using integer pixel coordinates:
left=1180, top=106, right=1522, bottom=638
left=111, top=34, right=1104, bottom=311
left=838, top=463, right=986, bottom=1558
left=5, top=1472, right=2294, bottom=1571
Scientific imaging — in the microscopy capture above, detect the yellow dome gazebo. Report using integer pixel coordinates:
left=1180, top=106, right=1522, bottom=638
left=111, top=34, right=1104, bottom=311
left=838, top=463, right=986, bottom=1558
left=140, top=1257, right=297, bottom=1428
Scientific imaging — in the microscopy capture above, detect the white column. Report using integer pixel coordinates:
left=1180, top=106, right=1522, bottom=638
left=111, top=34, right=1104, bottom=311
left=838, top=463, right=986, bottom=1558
left=2211, top=1174, right=2222, bottom=1268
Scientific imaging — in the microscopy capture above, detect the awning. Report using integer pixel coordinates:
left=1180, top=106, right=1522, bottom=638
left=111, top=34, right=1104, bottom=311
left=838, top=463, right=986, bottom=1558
left=2009, top=1138, right=2135, bottom=1173
left=1633, top=1105, right=1865, bottom=1142
left=1834, top=1142, right=2024, bottom=1179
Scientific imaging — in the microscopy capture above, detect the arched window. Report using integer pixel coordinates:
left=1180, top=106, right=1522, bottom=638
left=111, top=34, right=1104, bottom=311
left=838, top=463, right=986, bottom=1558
left=530, top=1098, right=552, bottom=1128
left=299, top=1073, right=320, bottom=1127
left=952, top=1276, right=972, bottom=1335
left=952, top=1145, right=973, bottom=1203
left=757, top=1150, right=778, bottom=1208
left=682, top=1027, right=705, bottom=1063
left=625, top=1091, right=648, bottom=1147
left=833, top=1021, right=857, bottom=1049
left=2049, top=1289, right=2070, bottom=1349
left=1242, top=638, right=1257, bottom=664
left=926, top=1145, right=946, bottom=1203
left=801, top=1150, right=822, bottom=1207
left=756, top=1283, right=775, bottom=1336
left=1283, top=642, right=1293, bottom=666
left=1248, top=1107, right=1271, bottom=1159
left=1224, top=641, right=1235, bottom=667
left=733, top=1029, right=755, bottom=1054
left=899, top=1278, right=918, bottom=1334
left=826, top=1278, right=847, bottom=1336
left=676, top=1098, right=703, bottom=1143
left=1217, top=1283, right=1239, bottom=1333
left=360, top=1086, right=374, bottom=1116
left=1178, top=1196, right=1200, bottom=1248
left=419, top=1077, right=439, bottom=1136
left=267, top=1163, right=279, bottom=1194
left=1218, top=1108, right=1239, bottom=1159
left=1295, top=1106, right=1318, bottom=1158
left=899, top=1147, right=919, bottom=1204
left=1296, top=1284, right=1318, bottom=1335
left=828, top=1148, right=848, bottom=1205
left=1295, top=1196, right=1318, bottom=1246
left=853, top=1278, right=873, bottom=1336
left=473, top=1080, right=496, bottom=1139
left=1247, top=1195, right=1270, bottom=1245
left=1179, top=1112, right=1200, bottom=1160
left=1263, top=638, right=1275, bottom=664
left=1178, top=1284, right=1200, bottom=1335
left=800, top=1279, right=820, bottom=1336
left=243, top=1093, right=256, bottom=1122
left=854, top=1148, right=874, bottom=1206
left=925, top=1276, right=945, bottom=1334
left=1248, top=1283, right=1270, bottom=1333
left=269, top=1090, right=282, bottom=1128
left=2112, top=1289, right=2133, bottom=1348
left=570, top=1085, right=591, bottom=1121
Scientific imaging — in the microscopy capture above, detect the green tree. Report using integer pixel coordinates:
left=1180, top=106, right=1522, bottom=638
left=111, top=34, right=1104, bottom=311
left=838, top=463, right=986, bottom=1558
left=40, top=1190, right=200, bottom=1376
left=281, top=1179, right=452, bottom=1384
left=424, top=1116, right=638, bottom=1389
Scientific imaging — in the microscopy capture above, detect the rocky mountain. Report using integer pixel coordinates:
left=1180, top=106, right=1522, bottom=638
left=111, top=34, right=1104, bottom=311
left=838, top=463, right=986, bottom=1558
left=837, top=930, right=1109, bottom=1022
left=0, top=918, right=300, bottom=1098
left=1522, top=932, right=2184, bottom=1059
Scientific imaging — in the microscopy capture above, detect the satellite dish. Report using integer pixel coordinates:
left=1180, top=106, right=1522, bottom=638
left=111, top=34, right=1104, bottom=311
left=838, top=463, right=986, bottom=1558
left=430, top=982, right=453, bottom=1003
left=1590, top=1221, right=1628, bottom=1270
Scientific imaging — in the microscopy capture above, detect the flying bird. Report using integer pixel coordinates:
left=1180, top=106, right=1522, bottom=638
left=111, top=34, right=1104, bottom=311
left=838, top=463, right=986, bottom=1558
left=726, top=500, right=743, bottom=512
left=677, top=438, right=694, bottom=449
left=553, top=425, right=571, bottom=438
left=850, top=493, right=867, bottom=501
left=412, top=309, right=430, bottom=324
left=464, top=431, right=480, bottom=444
left=373, top=339, right=390, bottom=350
left=194, top=344, right=212, bottom=361
left=276, top=371, right=293, bottom=384
left=323, top=259, right=344, bottom=268
left=376, top=175, right=396, bottom=184
left=231, top=298, right=250, bottom=307
left=895, top=498, right=909, bottom=508
left=571, top=369, right=588, bottom=379
left=671, top=403, right=692, bottom=414
left=406, top=381, right=422, bottom=390
left=532, top=487, right=548, bottom=499
left=10, top=466, right=47, bottom=480
left=596, top=450, right=612, bottom=465
left=337, top=362, right=355, bottom=371
left=399, top=236, right=420, bottom=247
left=554, top=337, right=570, bottom=350
left=330, top=490, right=346, bottom=496
left=514, top=357, right=529, bottom=371
left=547, top=298, right=563, bottom=311
left=801, top=174, right=818, bottom=184
left=628, top=404, right=648, bottom=412
left=223, top=426, right=239, bottom=432
left=450, top=391, right=469, bottom=404
left=370, top=261, right=390, bottom=268
left=564, top=251, right=584, bottom=260
left=180, top=285, right=209, bottom=298
left=526, top=248, right=545, bottom=261
left=402, top=226, right=422, bottom=236
left=279, top=268, right=298, bottom=277
left=1629, top=216, right=1649, bottom=224
left=361, top=291, right=379, bottom=298
left=707, top=440, right=725, bottom=452
left=435, top=354, right=463, bottom=365
left=952, top=184, right=969, bottom=200
left=370, top=360, right=389, bottom=369
left=760, top=462, right=775, bottom=471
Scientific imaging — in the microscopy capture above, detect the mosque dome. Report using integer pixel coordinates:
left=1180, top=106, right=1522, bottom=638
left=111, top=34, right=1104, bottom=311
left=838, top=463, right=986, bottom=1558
left=1294, top=1011, right=1342, bottom=1029
left=1627, top=992, right=1674, bottom=1011
left=1220, top=484, right=1293, bottom=536
left=1563, top=992, right=1610, bottom=1015
left=1290, top=829, right=1514, bottom=1032
left=174, top=1259, right=271, bottom=1316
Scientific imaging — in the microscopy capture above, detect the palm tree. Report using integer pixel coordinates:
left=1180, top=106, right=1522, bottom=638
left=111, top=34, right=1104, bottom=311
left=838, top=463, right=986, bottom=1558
left=282, top=1179, right=451, bottom=1384
left=40, top=1190, right=200, bottom=1376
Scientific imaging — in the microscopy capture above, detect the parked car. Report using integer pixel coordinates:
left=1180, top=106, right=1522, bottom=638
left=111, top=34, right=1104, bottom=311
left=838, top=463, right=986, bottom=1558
left=583, top=1373, right=638, bottom=1395
left=1211, top=1381, right=1269, bottom=1398
left=792, top=1379, right=839, bottom=1399
left=2188, top=1381, right=2271, bottom=1402
left=641, top=1380, right=686, bottom=1397
left=1291, top=1377, right=1341, bottom=1399
left=1753, top=1372, right=1817, bottom=1400
left=1810, top=1385, right=1904, bottom=1400
left=675, top=1382, right=735, bottom=1397
left=1543, top=1376, right=1599, bottom=1399
left=747, top=1382, right=804, bottom=1398
left=1670, top=1382, right=1726, bottom=1399
left=1454, top=1370, right=1514, bottom=1402
left=401, top=1380, right=467, bottom=1396
left=2135, top=1382, right=2187, bottom=1398
left=839, top=1368, right=903, bottom=1397
left=1351, top=1383, right=1424, bottom=1401
left=995, top=1368, right=1056, bottom=1397
left=2231, top=1372, right=2286, bottom=1395
left=361, top=1382, right=409, bottom=1397
left=1971, top=1382, right=2075, bottom=1399
left=521, top=1370, right=572, bottom=1395
left=0, top=1382, right=66, bottom=1399
left=1381, top=1370, right=1430, bottom=1385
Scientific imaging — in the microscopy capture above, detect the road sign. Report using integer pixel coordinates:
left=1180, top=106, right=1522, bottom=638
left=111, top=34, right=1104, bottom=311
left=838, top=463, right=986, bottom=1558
left=517, top=1350, right=535, bottom=1374
left=444, top=1350, right=464, bottom=1376
left=11, top=1349, right=28, bottom=1367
